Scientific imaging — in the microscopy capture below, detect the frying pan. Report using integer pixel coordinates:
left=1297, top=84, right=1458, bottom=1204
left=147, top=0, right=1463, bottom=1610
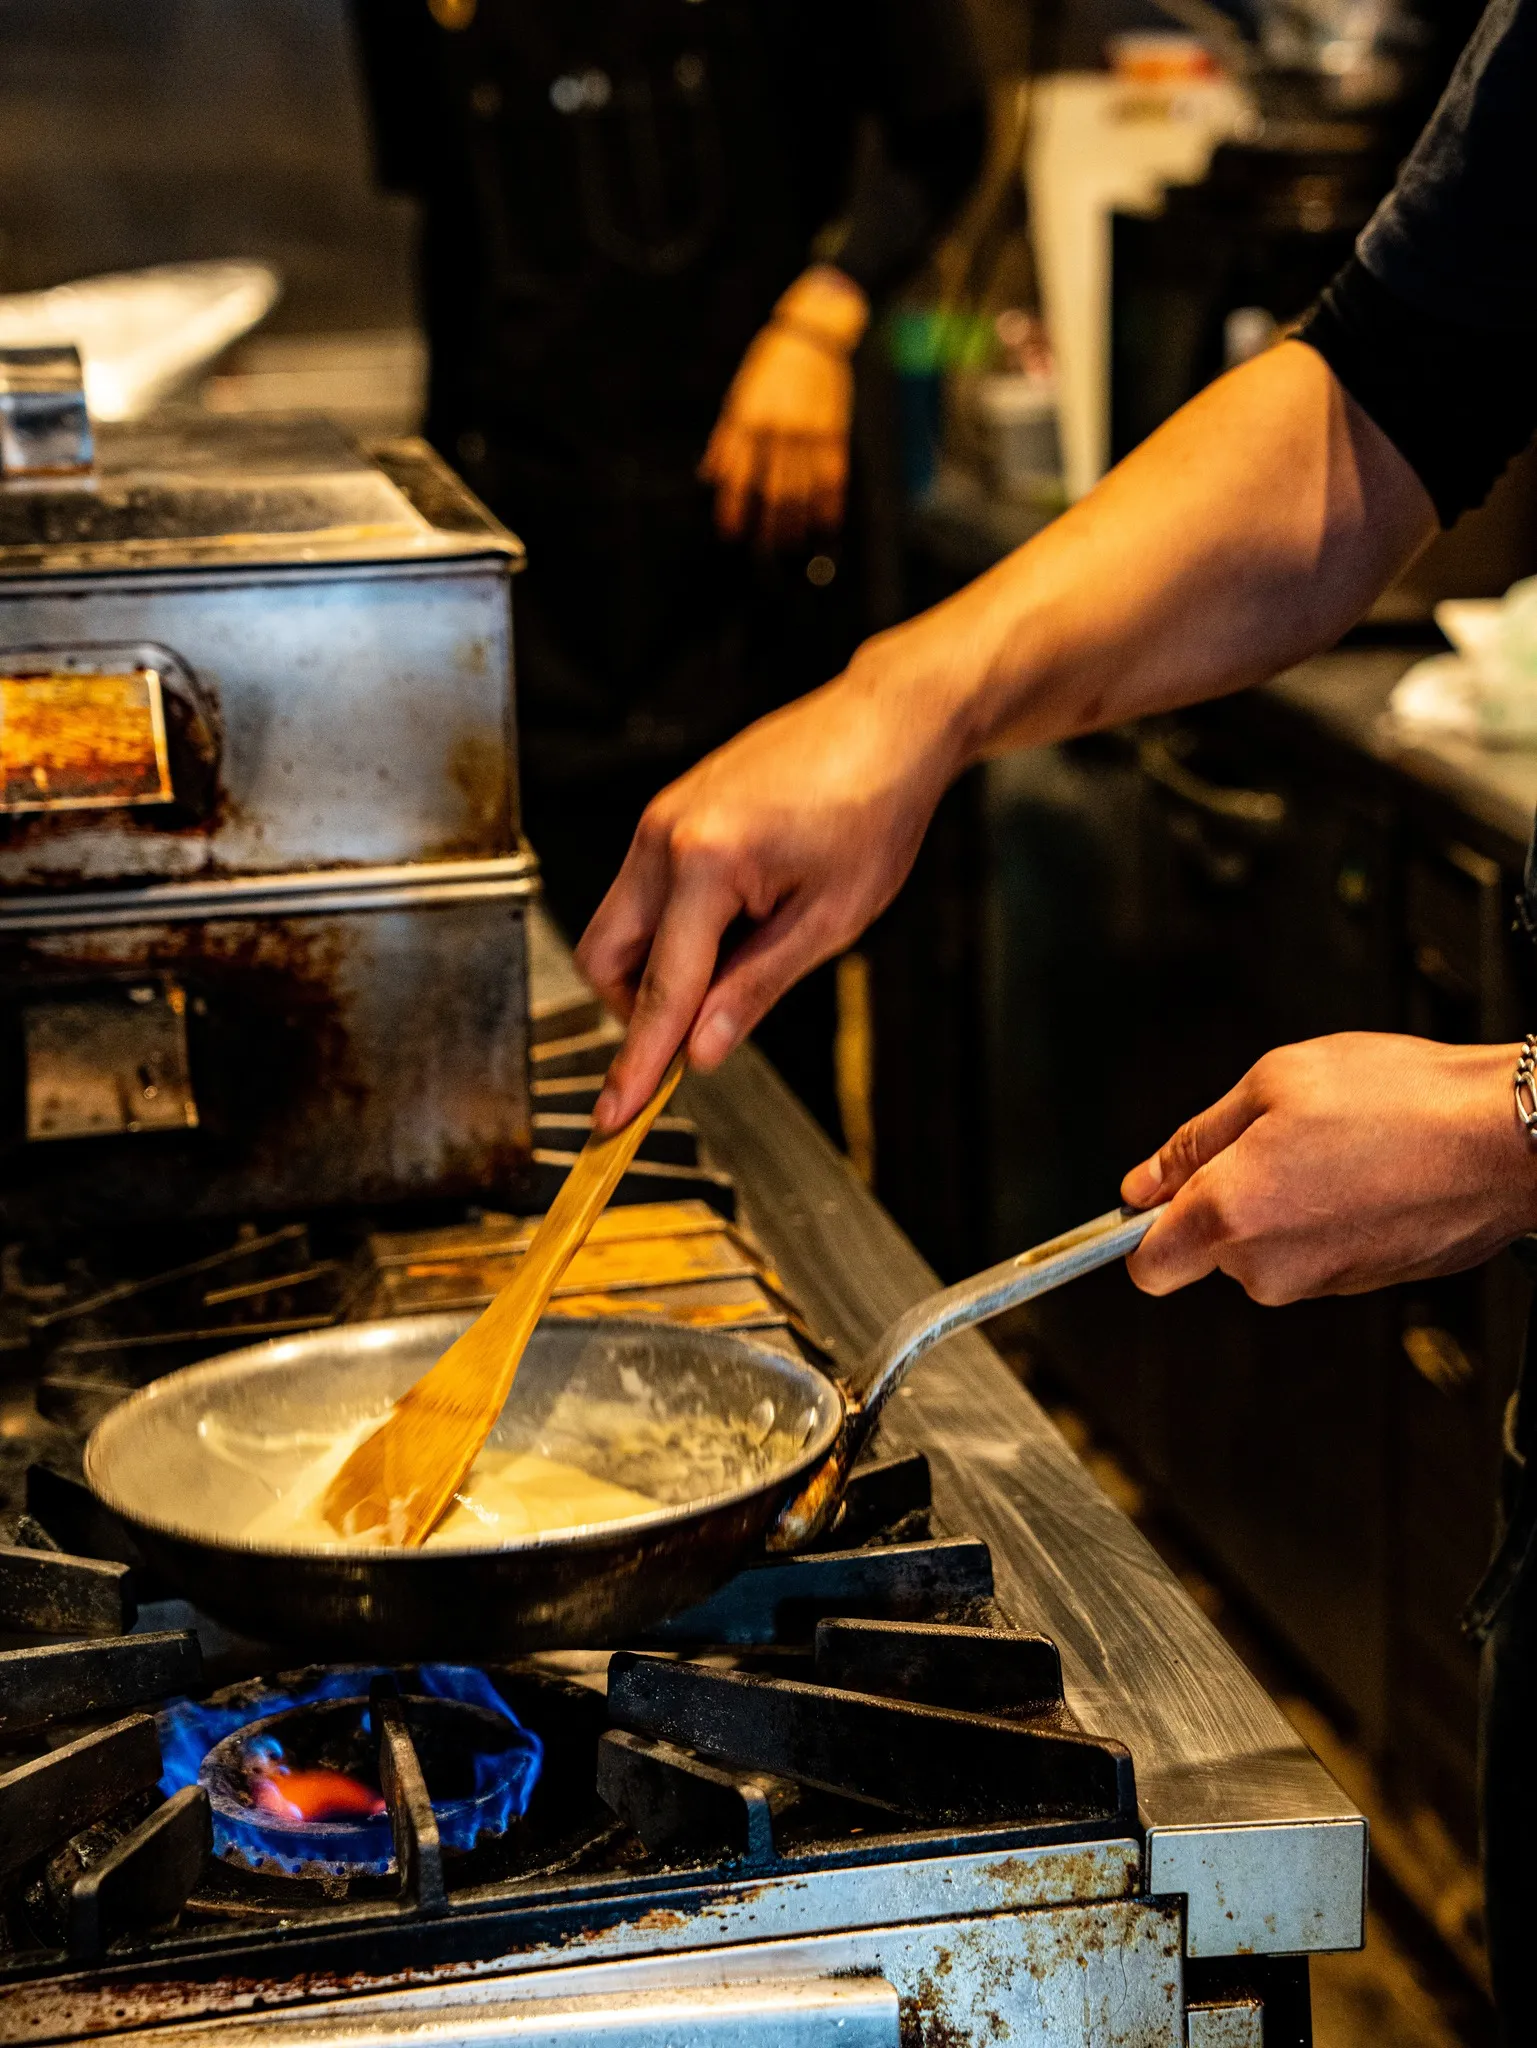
left=83, top=1204, right=1162, bottom=1658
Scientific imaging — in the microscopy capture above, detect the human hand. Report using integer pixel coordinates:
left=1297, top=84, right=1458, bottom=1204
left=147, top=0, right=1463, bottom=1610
left=702, top=265, right=869, bottom=551
left=1121, top=1033, right=1537, bottom=1304
left=575, top=633, right=972, bottom=1129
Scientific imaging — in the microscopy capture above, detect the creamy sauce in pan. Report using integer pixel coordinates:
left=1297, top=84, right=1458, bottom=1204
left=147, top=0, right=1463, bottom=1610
left=242, top=1424, right=659, bottom=1551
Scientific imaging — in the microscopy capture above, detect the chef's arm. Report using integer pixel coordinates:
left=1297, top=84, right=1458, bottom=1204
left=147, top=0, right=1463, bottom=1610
left=582, top=338, right=1434, bottom=1129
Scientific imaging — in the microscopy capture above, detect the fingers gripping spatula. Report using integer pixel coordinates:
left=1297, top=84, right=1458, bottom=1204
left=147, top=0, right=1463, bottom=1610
left=321, top=1057, right=686, bottom=1546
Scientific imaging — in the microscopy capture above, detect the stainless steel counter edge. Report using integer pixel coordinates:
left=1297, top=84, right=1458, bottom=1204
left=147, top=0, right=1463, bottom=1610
left=684, top=1049, right=1366, bottom=1958
left=0, top=855, right=542, bottom=930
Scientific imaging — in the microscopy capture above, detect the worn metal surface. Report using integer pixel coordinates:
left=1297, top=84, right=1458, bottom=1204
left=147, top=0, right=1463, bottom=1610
left=813, top=1617, right=1065, bottom=1714
left=595, top=1729, right=778, bottom=1866
left=92, top=1978, right=905, bottom=2048
left=0, top=422, right=520, bottom=887
left=83, top=1314, right=843, bottom=1657
left=0, top=1838, right=1146, bottom=2043
left=0, top=1630, right=200, bottom=1737
left=1145, top=1817, right=1367, bottom=1957
left=0, top=1541, right=133, bottom=1636
left=652, top=1538, right=992, bottom=1646
left=24, top=977, right=197, bottom=1140
left=1186, top=2001, right=1265, bottom=2047
left=0, top=882, right=532, bottom=1225
left=66, top=1786, right=211, bottom=1963
left=373, top=1685, right=448, bottom=1920
left=0, top=857, right=538, bottom=932
left=685, top=1048, right=1368, bottom=1956
left=608, top=1652, right=1136, bottom=1824
left=0, top=1714, right=161, bottom=1877
left=51, top=1902, right=1181, bottom=2048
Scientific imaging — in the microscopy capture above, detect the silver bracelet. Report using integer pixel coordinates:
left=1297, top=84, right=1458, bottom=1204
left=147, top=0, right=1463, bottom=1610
left=1517, top=1035, right=1537, bottom=1140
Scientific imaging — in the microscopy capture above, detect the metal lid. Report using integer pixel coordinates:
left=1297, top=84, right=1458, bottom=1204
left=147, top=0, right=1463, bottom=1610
left=0, top=414, right=521, bottom=579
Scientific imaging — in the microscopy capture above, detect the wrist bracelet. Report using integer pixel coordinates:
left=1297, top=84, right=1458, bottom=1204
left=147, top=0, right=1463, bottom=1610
left=1516, top=1035, right=1537, bottom=1140
left=770, top=315, right=858, bottom=361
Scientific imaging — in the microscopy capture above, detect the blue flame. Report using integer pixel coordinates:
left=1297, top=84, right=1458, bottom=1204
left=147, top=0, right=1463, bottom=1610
left=158, top=1666, right=544, bottom=1876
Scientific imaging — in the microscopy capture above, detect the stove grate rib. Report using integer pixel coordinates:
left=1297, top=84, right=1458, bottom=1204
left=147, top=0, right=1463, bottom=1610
left=595, top=1727, right=781, bottom=1868
left=66, top=1783, right=211, bottom=1962
left=369, top=1675, right=447, bottom=1917
left=607, top=1649, right=1137, bottom=1827
left=0, top=1540, right=134, bottom=1638
left=0, top=1714, right=161, bottom=1878
left=0, top=1631, right=201, bottom=1740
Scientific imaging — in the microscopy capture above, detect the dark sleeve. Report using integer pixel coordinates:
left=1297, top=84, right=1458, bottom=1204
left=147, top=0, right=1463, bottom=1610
left=1297, top=259, right=1537, bottom=526
left=828, top=0, right=986, bottom=300
left=347, top=0, right=443, bottom=195
left=1294, top=0, right=1537, bottom=525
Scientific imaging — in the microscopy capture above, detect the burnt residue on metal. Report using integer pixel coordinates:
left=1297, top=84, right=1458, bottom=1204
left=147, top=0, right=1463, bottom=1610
left=443, top=731, right=512, bottom=851
left=0, top=659, right=226, bottom=871
left=0, top=1543, right=135, bottom=1639
left=0, top=919, right=359, bottom=1227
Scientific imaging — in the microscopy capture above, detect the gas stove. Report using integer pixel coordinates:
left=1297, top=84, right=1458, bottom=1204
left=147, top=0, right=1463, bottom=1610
left=0, top=987, right=1361, bottom=2048
left=0, top=1442, right=1200, bottom=2048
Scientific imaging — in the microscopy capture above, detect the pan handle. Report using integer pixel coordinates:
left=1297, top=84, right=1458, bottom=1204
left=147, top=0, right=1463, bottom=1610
left=770, top=1203, right=1167, bottom=1550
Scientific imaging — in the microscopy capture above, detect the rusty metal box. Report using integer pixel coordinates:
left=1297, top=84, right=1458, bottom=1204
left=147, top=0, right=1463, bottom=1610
left=0, top=418, right=536, bottom=1225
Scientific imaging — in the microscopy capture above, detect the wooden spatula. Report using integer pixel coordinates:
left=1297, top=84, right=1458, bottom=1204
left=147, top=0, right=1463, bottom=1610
left=320, top=1056, right=686, bottom=1546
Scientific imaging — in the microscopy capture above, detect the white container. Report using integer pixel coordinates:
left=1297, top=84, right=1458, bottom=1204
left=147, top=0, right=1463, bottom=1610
left=974, top=374, right=1063, bottom=503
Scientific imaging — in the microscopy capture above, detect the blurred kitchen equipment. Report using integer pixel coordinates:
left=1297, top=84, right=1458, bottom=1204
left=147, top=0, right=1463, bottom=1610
left=0, top=389, right=534, bottom=1230
left=972, top=373, right=1063, bottom=505
left=1390, top=584, right=1537, bottom=746
left=83, top=1203, right=1162, bottom=1654
left=0, top=344, right=93, bottom=478
left=321, top=1057, right=686, bottom=1547
left=0, top=261, right=281, bottom=422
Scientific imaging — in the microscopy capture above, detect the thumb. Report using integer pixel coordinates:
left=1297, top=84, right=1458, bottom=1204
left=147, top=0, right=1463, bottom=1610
left=1121, top=1070, right=1262, bottom=1208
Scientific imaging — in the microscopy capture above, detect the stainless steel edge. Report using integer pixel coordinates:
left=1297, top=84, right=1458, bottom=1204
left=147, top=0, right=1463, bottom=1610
left=1146, top=1816, right=1367, bottom=1955
left=32, top=1903, right=1182, bottom=2048
left=684, top=1048, right=1369, bottom=1959
left=95, top=1979, right=904, bottom=2048
left=1186, top=2003, right=1264, bottom=2048
left=0, top=857, right=541, bottom=931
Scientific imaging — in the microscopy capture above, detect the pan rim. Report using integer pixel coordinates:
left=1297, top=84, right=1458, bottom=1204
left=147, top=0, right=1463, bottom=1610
left=83, top=1310, right=847, bottom=1562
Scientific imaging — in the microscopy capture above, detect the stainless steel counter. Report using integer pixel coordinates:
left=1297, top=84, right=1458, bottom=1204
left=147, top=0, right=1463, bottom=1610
left=686, top=1050, right=1365, bottom=1961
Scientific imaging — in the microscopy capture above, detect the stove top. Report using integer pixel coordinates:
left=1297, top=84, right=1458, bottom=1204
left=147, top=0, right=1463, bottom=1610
left=0, top=1423, right=1182, bottom=2046
left=0, top=973, right=1356, bottom=2046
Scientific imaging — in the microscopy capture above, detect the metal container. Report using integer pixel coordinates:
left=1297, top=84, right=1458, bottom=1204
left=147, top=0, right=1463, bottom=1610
left=0, top=397, right=535, bottom=1226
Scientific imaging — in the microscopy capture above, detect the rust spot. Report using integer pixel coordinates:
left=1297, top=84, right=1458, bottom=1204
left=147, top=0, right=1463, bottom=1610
left=901, top=1974, right=971, bottom=2048
left=632, top=1907, right=689, bottom=1932
left=444, top=730, right=510, bottom=846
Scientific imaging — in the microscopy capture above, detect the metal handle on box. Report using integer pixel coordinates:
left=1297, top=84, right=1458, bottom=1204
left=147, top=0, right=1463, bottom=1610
left=0, top=345, right=93, bottom=480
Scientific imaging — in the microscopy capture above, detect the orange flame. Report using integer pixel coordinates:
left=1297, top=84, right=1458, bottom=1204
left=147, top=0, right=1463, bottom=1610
left=251, top=1765, right=387, bottom=1822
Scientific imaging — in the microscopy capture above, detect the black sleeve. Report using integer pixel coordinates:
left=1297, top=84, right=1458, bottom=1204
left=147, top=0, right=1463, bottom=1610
left=1297, top=259, right=1537, bottom=527
left=1294, top=0, right=1537, bottom=525
left=347, top=0, right=443, bottom=196
left=828, top=0, right=986, bottom=300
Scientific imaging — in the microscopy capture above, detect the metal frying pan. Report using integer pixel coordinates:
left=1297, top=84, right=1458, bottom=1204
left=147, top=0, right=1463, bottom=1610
left=83, top=1205, right=1162, bottom=1658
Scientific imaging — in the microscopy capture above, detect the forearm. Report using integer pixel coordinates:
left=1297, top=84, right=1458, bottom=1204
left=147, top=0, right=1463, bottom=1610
left=845, top=340, right=1436, bottom=776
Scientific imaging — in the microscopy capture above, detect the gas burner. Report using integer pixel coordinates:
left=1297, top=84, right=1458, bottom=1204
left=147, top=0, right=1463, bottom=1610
left=162, top=1666, right=543, bottom=1878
